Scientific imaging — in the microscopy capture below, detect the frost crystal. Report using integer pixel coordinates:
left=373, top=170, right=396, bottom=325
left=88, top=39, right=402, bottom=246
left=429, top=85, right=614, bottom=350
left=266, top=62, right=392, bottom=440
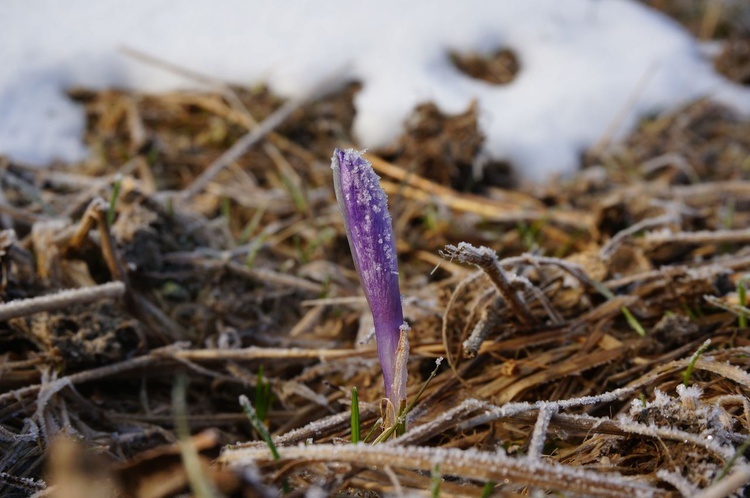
left=626, top=386, right=735, bottom=449
left=331, top=148, right=408, bottom=408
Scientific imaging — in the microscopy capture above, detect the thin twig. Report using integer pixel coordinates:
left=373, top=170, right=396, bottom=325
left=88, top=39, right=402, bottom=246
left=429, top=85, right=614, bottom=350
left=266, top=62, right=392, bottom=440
left=0, top=281, right=125, bottom=321
left=221, top=443, right=661, bottom=497
left=0, top=343, right=185, bottom=406
left=601, top=213, right=677, bottom=258
left=692, top=466, right=750, bottom=498
left=643, top=227, right=750, bottom=249
left=173, top=346, right=371, bottom=361
left=528, top=403, right=556, bottom=459
left=441, top=243, right=536, bottom=325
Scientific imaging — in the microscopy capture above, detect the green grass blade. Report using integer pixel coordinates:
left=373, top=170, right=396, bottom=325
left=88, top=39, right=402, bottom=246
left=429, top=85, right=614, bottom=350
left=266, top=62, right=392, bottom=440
left=621, top=306, right=646, bottom=337
left=683, top=339, right=711, bottom=387
left=351, top=387, right=360, bottom=444
left=239, top=394, right=280, bottom=460
left=431, top=464, right=441, bottom=498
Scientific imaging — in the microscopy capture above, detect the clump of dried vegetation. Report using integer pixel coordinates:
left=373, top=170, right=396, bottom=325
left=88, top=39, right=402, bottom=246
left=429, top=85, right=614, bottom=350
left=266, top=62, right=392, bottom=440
left=2, top=5, right=750, bottom=498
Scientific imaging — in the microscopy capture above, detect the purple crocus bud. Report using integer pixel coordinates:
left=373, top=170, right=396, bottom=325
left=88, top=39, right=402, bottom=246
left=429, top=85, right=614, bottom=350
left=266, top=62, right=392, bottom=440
left=331, top=148, right=408, bottom=409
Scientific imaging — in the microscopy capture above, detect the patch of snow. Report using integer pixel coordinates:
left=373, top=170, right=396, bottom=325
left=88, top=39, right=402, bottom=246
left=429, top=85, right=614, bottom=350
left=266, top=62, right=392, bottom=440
left=1, top=0, right=749, bottom=181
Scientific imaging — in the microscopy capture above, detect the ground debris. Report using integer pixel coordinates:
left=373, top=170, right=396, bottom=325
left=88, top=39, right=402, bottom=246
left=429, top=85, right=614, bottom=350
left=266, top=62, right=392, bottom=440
left=2, top=23, right=750, bottom=496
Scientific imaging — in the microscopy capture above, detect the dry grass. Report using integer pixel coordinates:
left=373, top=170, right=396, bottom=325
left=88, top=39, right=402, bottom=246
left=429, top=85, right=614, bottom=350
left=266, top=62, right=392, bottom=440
left=1, top=7, right=750, bottom=496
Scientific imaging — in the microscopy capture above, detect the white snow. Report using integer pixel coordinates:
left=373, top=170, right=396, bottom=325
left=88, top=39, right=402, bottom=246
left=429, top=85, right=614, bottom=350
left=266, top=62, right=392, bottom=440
left=1, top=0, right=749, bottom=182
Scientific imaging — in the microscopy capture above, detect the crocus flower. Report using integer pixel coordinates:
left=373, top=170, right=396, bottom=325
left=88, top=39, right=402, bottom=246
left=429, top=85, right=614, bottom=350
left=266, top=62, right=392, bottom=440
left=331, top=148, right=409, bottom=413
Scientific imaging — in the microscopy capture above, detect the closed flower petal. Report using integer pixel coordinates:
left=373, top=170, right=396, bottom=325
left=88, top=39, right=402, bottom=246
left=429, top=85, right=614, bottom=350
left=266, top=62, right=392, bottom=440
left=331, top=148, right=406, bottom=403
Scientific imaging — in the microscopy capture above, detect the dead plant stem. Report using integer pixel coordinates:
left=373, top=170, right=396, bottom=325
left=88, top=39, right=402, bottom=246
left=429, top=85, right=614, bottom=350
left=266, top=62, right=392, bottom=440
left=0, top=281, right=125, bottom=321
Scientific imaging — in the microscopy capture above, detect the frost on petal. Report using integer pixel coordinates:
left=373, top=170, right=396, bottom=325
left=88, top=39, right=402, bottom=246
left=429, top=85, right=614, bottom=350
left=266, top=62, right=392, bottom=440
left=331, top=148, right=405, bottom=401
